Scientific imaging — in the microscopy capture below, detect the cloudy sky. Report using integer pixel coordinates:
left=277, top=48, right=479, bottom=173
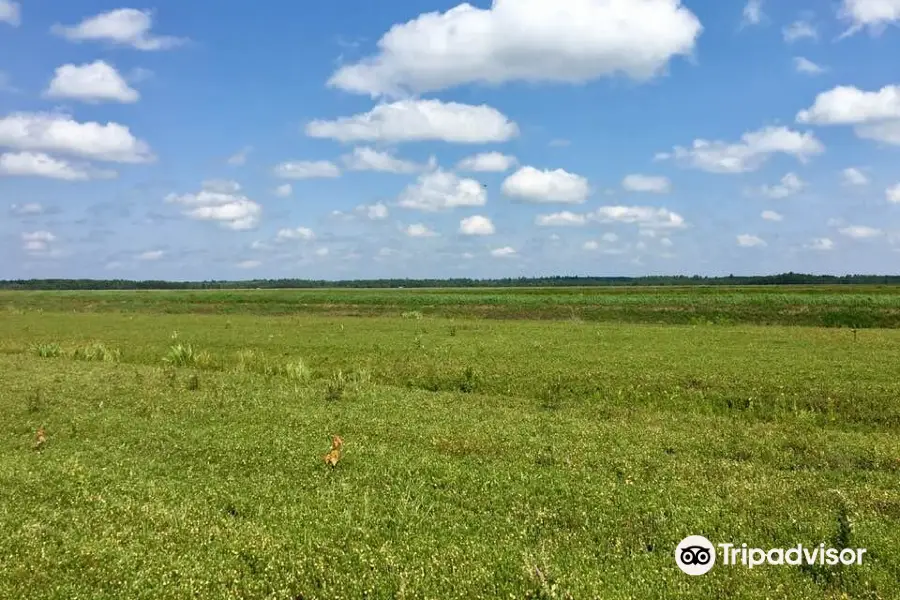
left=2, top=0, right=900, bottom=280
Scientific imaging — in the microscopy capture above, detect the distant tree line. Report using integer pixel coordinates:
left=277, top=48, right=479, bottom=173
left=2, top=273, right=900, bottom=290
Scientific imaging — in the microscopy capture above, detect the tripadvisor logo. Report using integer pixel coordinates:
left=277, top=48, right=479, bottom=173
left=675, top=535, right=867, bottom=576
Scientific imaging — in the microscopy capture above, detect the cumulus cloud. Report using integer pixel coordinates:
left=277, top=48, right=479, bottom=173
left=761, top=172, right=806, bottom=199
left=797, top=85, right=900, bottom=145
left=405, top=223, right=438, bottom=238
left=342, top=146, right=420, bottom=173
left=0, top=0, right=20, bottom=26
left=9, top=202, right=46, bottom=216
left=537, top=206, right=685, bottom=229
left=491, top=246, right=517, bottom=258
left=502, top=167, right=590, bottom=204
left=327, top=0, right=702, bottom=98
left=165, top=180, right=261, bottom=230
left=0, top=112, right=154, bottom=163
left=138, top=250, right=164, bottom=261
left=306, top=99, right=519, bottom=144
left=52, top=9, right=185, bottom=50
left=839, top=225, right=883, bottom=238
left=274, top=160, right=341, bottom=179
left=742, top=0, right=764, bottom=26
left=398, top=169, right=487, bottom=211
left=887, top=183, right=900, bottom=203
left=202, top=179, right=241, bottom=194
left=227, top=146, right=252, bottom=166
left=761, top=210, right=784, bottom=221
left=794, top=57, right=825, bottom=75
left=622, top=174, right=671, bottom=193
left=274, top=183, right=293, bottom=198
left=236, top=260, right=261, bottom=269
left=839, top=0, right=900, bottom=36
left=806, top=237, right=835, bottom=251
left=459, top=215, right=496, bottom=236
left=842, top=167, right=870, bottom=186
left=783, top=20, right=818, bottom=42
left=457, top=152, right=517, bottom=172
left=592, top=206, right=686, bottom=229
left=535, top=211, right=588, bottom=227
left=276, top=227, right=316, bottom=241
left=45, top=61, right=139, bottom=103
left=737, top=234, right=766, bottom=247
left=22, top=231, right=57, bottom=255
left=0, top=151, right=115, bottom=180
left=798, top=85, right=900, bottom=124
left=659, top=126, right=824, bottom=173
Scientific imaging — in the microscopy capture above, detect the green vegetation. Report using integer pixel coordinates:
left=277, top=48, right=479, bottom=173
left=1, top=288, right=899, bottom=598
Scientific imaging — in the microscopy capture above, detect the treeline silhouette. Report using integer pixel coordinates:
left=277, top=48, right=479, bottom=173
left=2, top=273, right=900, bottom=290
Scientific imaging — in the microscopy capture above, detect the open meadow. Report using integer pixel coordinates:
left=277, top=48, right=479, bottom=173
left=2, top=286, right=900, bottom=599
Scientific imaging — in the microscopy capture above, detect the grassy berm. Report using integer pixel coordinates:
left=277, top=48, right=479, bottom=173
left=1, top=291, right=899, bottom=598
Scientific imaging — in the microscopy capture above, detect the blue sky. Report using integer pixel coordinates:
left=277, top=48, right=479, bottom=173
left=2, top=0, right=900, bottom=280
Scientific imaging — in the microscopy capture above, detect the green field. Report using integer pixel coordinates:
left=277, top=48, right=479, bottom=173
left=2, top=288, right=899, bottom=598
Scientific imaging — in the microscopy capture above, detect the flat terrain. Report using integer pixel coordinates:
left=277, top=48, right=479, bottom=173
left=1, top=288, right=899, bottom=598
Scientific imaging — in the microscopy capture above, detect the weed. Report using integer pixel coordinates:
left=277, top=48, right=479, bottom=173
left=73, top=342, right=121, bottom=362
left=459, top=365, right=478, bottom=393
left=32, top=343, right=62, bottom=358
left=402, top=311, right=424, bottom=320
left=163, top=343, right=209, bottom=368
left=186, top=373, right=201, bottom=391
left=325, top=371, right=346, bottom=402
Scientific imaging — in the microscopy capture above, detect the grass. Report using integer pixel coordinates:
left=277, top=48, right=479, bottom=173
left=1, top=288, right=899, bottom=598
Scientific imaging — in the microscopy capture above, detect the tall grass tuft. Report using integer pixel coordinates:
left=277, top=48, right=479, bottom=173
left=32, top=343, right=62, bottom=358
left=73, top=342, right=121, bottom=362
left=163, top=343, right=209, bottom=368
left=235, top=349, right=311, bottom=381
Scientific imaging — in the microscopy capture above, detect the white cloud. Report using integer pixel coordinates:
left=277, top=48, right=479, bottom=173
left=602, top=232, right=620, bottom=243
left=839, top=0, right=900, bottom=36
left=459, top=215, right=496, bottom=236
left=202, top=179, right=241, bottom=194
left=798, top=85, right=900, bottom=124
left=662, top=126, right=824, bottom=173
left=236, top=260, right=261, bottom=269
left=9, top=202, right=45, bottom=216
left=737, top=234, right=767, bottom=247
left=405, top=223, right=438, bottom=238
left=842, top=167, right=870, bottom=186
left=839, top=225, right=883, bottom=238
left=327, top=0, right=702, bottom=98
left=276, top=227, right=316, bottom=242
left=0, top=151, right=115, bottom=181
left=622, top=174, right=671, bottom=193
left=342, top=146, right=419, bottom=173
left=583, top=240, right=601, bottom=251
left=761, top=210, right=784, bottom=221
left=22, top=231, right=56, bottom=254
left=794, top=57, right=825, bottom=75
left=887, top=183, right=900, bottom=203
left=457, top=152, right=518, bottom=172
left=742, top=0, right=764, bottom=26
left=306, top=99, right=519, bottom=144
left=45, top=61, right=139, bottom=104
left=502, top=166, right=590, bottom=204
left=761, top=172, right=806, bottom=199
left=227, top=146, right=252, bottom=166
left=315, top=247, right=330, bottom=257
left=856, top=120, right=900, bottom=144
left=52, top=9, right=185, bottom=51
left=783, top=20, right=818, bottom=42
left=398, top=169, right=487, bottom=211
left=274, top=160, right=341, bottom=179
left=491, top=246, right=517, bottom=258
left=592, top=206, right=686, bottom=229
left=274, top=183, right=293, bottom=198
left=535, top=211, right=588, bottom=227
left=806, top=237, right=835, bottom=251
left=0, top=0, right=20, bottom=26
left=165, top=181, right=261, bottom=230
left=359, top=202, right=389, bottom=220
left=138, top=250, right=164, bottom=261
left=0, top=112, right=154, bottom=163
